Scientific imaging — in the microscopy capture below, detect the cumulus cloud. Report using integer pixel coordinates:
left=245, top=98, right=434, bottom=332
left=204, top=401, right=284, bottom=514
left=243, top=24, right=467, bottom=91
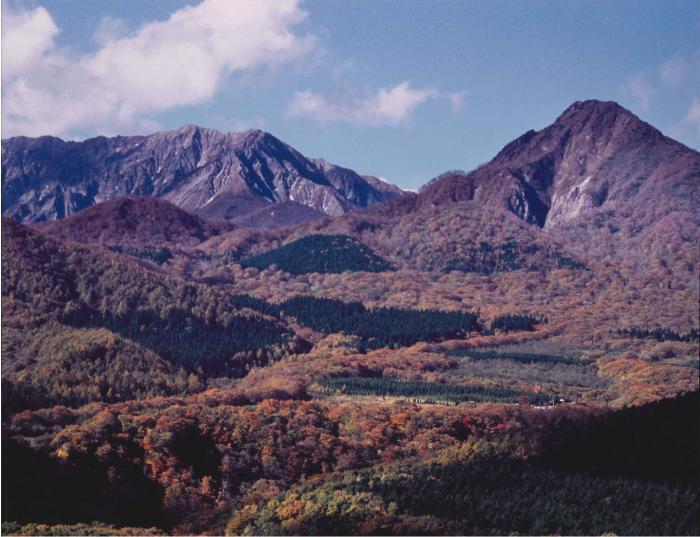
left=286, top=82, right=442, bottom=127
left=2, top=6, right=58, bottom=80
left=620, top=72, right=655, bottom=111
left=2, top=0, right=314, bottom=137
left=620, top=50, right=700, bottom=118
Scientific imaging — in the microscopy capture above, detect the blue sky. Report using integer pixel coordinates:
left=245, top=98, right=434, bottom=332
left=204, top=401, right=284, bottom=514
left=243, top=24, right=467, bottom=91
left=2, top=0, right=699, bottom=189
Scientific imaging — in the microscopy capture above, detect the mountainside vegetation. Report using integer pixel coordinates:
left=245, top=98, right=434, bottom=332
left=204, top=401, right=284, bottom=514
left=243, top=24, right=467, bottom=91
left=226, top=392, right=699, bottom=536
left=36, top=197, right=230, bottom=249
left=237, top=453, right=697, bottom=536
left=1, top=324, right=198, bottom=414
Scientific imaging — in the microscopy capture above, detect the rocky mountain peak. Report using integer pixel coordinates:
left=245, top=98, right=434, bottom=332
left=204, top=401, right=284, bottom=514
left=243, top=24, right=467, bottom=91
left=558, top=99, right=629, bottom=120
left=175, top=123, right=201, bottom=134
left=417, top=100, right=699, bottom=230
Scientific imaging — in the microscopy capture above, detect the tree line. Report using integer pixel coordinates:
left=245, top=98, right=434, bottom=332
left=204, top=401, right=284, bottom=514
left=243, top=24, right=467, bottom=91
left=615, top=326, right=700, bottom=343
left=317, top=376, right=554, bottom=405
left=489, top=312, right=547, bottom=333
left=448, top=348, right=580, bottom=366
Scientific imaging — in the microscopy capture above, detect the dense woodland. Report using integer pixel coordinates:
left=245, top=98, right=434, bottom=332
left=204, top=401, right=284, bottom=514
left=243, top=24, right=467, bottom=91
left=237, top=455, right=697, bottom=535
left=86, top=308, right=299, bottom=376
left=489, top=313, right=546, bottom=333
left=3, top=96, right=699, bottom=536
left=238, top=234, right=393, bottom=274
left=276, top=296, right=479, bottom=349
left=1, top=324, right=200, bottom=415
left=0, top=220, right=304, bottom=413
left=227, top=392, right=700, bottom=536
left=441, top=239, right=586, bottom=274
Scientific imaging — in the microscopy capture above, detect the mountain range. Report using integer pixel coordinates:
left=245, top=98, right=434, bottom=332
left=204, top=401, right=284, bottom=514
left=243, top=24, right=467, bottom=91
left=4, top=99, right=695, bottom=293
left=1, top=125, right=406, bottom=225
left=4, top=100, right=698, bottom=244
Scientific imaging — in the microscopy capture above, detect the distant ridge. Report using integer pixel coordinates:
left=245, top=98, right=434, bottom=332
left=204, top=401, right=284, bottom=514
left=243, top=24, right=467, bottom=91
left=1, top=125, right=407, bottom=225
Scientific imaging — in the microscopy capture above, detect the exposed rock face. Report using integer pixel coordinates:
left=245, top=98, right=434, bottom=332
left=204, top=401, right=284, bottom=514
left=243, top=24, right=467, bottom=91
left=417, top=100, right=700, bottom=229
left=2, top=125, right=406, bottom=223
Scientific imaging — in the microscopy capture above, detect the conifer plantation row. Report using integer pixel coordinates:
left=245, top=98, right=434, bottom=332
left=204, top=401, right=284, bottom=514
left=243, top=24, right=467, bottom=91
left=488, top=313, right=546, bottom=333
left=317, top=376, right=554, bottom=404
left=276, top=296, right=480, bottom=348
left=615, top=326, right=700, bottom=343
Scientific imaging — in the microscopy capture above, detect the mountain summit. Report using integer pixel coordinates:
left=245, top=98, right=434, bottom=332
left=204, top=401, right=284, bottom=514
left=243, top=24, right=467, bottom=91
left=418, top=99, right=699, bottom=229
left=1, top=126, right=406, bottom=224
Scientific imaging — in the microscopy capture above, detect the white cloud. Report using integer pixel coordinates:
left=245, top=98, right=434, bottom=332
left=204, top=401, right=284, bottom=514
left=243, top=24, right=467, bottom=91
left=2, top=0, right=314, bottom=138
left=683, top=97, right=700, bottom=134
left=1, top=6, right=58, bottom=80
left=287, top=82, right=440, bottom=127
left=620, top=72, right=655, bottom=111
left=660, top=55, right=689, bottom=86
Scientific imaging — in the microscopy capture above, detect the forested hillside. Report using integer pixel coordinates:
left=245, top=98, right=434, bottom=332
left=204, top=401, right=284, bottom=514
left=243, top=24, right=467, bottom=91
left=1, top=219, right=306, bottom=413
left=36, top=197, right=231, bottom=249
